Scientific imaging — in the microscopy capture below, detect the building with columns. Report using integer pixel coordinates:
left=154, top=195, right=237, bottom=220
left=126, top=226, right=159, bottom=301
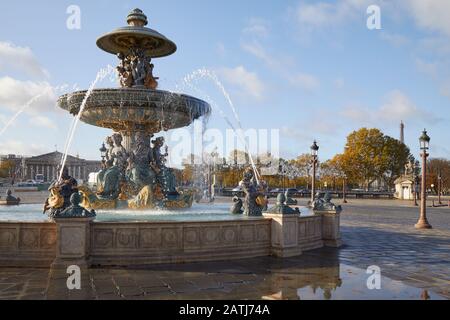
left=1, top=152, right=102, bottom=183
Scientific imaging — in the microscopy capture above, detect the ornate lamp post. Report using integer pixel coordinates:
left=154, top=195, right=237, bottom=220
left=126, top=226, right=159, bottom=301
left=416, top=130, right=432, bottom=229
left=438, top=171, right=442, bottom=205
left=99, top=143, right=107, bottom=165
left=310, top=140, right=319, bottom=204
left=413, top=160, right=419, bottom=206
left=343, top=174, right=348, bottom=204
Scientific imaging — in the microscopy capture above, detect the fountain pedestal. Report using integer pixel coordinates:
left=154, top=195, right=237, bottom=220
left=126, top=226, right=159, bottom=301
left=320, top=212, right=342, bottom=248
left=263, top=213, right=302, bottom=258
left=51, top=217, right=94, bottom=269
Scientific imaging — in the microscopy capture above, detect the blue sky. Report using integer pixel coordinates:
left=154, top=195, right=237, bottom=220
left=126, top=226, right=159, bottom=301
left=0, top=0, right=449, bottom=164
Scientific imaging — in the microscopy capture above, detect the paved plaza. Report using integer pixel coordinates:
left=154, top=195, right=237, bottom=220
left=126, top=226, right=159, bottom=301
left=0, top=199, right=449, bottom=300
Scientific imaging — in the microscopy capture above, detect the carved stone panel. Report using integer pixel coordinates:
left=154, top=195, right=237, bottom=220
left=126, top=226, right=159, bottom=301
left=0, top=228, right=18, bottom=249
left=93, top=229, right=114, bottom=249
left=298, top=221, right=306, bottom=238
left=184, top=227, right=200, bottom=248
left=40, top=228, right=56, bottom=250
left=256, top=224, right=270, bottom=242
left=139, top=228, right=162, bottom=248
left=60, top=226, right=85, bottom=256
left=161, top=227, right=181, bottom=249
left=19, top=228, right=39, bottom=250
left=239, top=225, right=255, bottom=242
left=116, top=228, right=137, bottom=249
left=221, top=226, right=238, bottom=245
left=201, top=227, right=220, bottom=246
left=284, top=221, right=297, bottom=246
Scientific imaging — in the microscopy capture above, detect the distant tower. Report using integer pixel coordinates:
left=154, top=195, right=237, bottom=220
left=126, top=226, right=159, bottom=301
left=400, top=121, right=405, bottom=144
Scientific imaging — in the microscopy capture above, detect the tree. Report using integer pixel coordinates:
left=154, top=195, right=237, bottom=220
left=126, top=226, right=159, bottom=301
left=336, top=128, right=411, bottom=190
left=0, top=160, right=16, bottom=178
left=427, top=158, right=450, bottom=193
left=381, top=136, right=412, bottom=187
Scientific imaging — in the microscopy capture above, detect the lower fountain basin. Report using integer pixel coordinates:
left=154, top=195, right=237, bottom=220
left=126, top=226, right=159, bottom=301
left=0, top=203, right=315, bottom=222
left=57, top=88, right=211, bottom=134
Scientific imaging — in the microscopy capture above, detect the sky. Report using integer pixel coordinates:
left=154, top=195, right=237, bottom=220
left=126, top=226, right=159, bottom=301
left=0, top=0, right=449, bottom=165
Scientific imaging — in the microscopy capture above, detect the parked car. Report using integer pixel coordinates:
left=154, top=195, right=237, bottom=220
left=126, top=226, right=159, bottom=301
left=231, top=186, right=243, bottom=196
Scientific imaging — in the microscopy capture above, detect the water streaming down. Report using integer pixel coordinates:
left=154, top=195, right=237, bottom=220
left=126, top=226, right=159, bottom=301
left=180, top=72, right=261, bottom=183
left=58, top=65, right=116, bottom=180
left=0, top=85, right=66, bottom=138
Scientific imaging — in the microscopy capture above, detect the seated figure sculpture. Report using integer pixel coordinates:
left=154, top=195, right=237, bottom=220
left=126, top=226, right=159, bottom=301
left=110, top=133, right=128, bottom=175
left=126, top=131, right=155, bottom=191
left=44, top=166, right=78, bottom=217
left=240, top=167, right=266, bottom=216
left=151, top=137, right=177, bottom=196
left=230, top=196, right=243, bottom=214
left=0, top=189, right=21, bottom=205
left=97, top=159, right=121, bottom=200
left=312, top=192, right=342, bottom=213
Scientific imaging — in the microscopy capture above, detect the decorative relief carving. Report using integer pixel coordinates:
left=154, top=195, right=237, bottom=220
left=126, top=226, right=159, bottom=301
left=139, top=228, right=161, bottom=248
left=221, top=227, right=237, bottom=244
left=116, top=228, right=137, bottom=249
left=239, top=225, right=255, bottom=242
left=256, top=225, right=270, bottom=242
left=162, top=228, right=180, bottom=248
left=184, top=227, right=199, bottom=246
left=20, top=229, right=39, bottom=249
left=40, top=228, right=57, bottom=249
left=202, top=227, right=220, bottom=245
left=94, top=229, right=114, bottom=249
left=0, top=228, right=17, bottom=248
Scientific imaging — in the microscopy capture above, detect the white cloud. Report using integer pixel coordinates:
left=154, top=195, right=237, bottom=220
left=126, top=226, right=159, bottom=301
left=0, top=140, right=49, bottom=156
left=289, top=73, right=320, bottom=92
left=379, top=32, right=411, bottom=47
left=0, top=77, right=58, bottom=114
left=242, top=18, right=270, bottom=38
left=414, top=58, right=438, bottom=77
left=407, top=0, right=450, bottom=37
left=218, top=66, right=265, bottom=100
left=295, top=0, right=371, bottom=31
left=0, top=42, right=49, bottom=78
left=29, top=116, right=57, bottom=130
left=341, top=90, right=442, bottom=125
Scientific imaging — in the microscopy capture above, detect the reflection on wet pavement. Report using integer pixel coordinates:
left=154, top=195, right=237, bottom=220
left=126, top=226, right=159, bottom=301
left=0, top=248, right=445, bottom=300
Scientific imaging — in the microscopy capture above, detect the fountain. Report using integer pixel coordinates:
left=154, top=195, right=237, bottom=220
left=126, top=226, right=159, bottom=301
left=48, top=9, right=211, bottom=215
left=0, top=9, right=342, bottom=269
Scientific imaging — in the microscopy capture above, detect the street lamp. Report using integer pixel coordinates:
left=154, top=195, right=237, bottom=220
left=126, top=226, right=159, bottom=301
left=416, top=130, right=432, bottom=229
left=99, top=143, right=107, bottom=164
left=438, top=171, right=442, bottom=205
left=310, top=140, right=319, bottom=205
left=343, top=174, right=348, bottom=204
left=413, top=160, right=419, bottom=206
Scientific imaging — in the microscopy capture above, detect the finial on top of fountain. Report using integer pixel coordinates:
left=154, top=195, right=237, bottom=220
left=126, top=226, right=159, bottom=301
left=127, top=8, right=148, bottom=27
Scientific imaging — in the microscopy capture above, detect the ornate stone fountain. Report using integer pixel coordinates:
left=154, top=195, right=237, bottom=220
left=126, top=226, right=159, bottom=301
left=49, top=9, right=211, bottom=214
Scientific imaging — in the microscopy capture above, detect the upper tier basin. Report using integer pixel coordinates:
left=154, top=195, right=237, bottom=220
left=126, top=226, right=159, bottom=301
left=57, top=88, right=211, bottom=134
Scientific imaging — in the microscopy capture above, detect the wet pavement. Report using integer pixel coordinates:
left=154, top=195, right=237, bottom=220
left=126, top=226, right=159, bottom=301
left=0, top=200, right=449, bottom=300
